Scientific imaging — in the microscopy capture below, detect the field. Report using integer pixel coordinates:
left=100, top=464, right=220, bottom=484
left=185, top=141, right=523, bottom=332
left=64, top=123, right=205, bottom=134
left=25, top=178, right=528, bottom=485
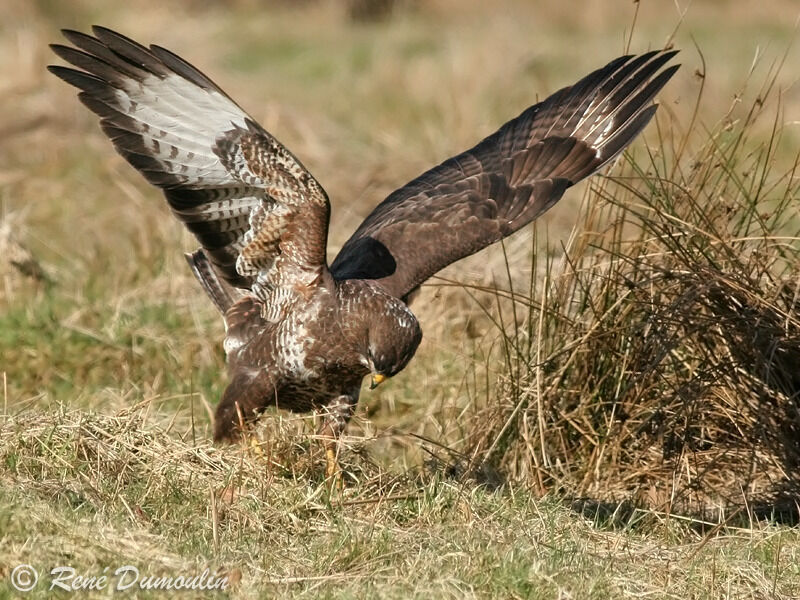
left=2, top=0, right=800, bottom=597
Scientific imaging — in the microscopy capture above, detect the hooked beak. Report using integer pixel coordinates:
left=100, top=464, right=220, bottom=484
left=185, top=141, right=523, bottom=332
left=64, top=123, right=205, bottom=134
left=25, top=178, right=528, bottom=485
left=370, top=373, right=387, bottom=390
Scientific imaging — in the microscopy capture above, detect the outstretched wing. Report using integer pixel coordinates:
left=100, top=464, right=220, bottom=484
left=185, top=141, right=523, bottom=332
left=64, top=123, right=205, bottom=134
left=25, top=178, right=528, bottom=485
left=331, top=51, right=679, bottom=299
left=49, top=27, right=330, bottom=321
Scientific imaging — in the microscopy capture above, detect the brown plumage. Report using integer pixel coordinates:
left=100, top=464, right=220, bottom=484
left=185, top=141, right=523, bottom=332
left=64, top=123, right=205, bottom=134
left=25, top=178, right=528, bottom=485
left=49, top=27, right=678, bottom=472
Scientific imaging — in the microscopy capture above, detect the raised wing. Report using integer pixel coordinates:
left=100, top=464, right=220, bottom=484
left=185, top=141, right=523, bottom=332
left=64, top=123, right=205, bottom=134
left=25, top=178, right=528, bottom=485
left=331, top=51, right=679, bottom=299
left=49, top=27, right=330, bottom=321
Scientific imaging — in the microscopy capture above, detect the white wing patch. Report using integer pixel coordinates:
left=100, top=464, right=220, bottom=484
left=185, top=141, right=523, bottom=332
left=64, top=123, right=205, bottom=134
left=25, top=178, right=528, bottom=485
left=111, top=73, right=249, bottom=185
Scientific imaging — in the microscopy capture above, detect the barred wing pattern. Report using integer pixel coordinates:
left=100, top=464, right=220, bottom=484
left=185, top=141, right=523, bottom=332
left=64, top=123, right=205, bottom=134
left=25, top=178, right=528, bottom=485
left=331, top=51, right=679, bottom=299
left=49, top=27, right=330, bottom=321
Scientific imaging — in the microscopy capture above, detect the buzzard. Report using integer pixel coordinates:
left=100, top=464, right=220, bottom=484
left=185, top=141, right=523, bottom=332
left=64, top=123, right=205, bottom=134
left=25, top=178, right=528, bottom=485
left=50, top=27, right=678, bottom=478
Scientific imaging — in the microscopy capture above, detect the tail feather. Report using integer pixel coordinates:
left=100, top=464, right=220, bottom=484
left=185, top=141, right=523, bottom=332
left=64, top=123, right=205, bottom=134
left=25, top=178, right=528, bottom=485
left=185, top=249, right=239, bottom=315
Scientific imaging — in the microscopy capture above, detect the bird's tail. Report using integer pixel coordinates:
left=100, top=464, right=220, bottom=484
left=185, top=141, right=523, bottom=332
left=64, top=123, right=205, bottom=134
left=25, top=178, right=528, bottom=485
left=185, top=249, right=238, bottom=314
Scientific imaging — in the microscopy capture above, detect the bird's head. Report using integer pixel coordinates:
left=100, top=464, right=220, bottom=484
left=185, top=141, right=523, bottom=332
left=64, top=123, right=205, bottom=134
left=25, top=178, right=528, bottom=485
left=363, top=296, right=422, bottom=390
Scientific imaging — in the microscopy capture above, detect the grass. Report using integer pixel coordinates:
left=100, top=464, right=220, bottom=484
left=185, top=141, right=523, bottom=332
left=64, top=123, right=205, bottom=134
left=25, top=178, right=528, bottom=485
left=2, top=0, right=800, bottom=597
left=2, top=409, right=799, bottom=598
left=462, top=60, right=800, bottom=517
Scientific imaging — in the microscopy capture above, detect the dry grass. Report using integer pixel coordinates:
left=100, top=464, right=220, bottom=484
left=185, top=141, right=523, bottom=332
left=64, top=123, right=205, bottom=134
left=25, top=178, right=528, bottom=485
left=2, top=408, right=799, bottom=598
left=464, top=73, right=800, bottom=518
left=2, top=0, right=800, bottom=597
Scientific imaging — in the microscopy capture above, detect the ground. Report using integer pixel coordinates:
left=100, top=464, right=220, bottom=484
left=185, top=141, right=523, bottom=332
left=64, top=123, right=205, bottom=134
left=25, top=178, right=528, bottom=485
left=1, top=1, right=800, bottom=597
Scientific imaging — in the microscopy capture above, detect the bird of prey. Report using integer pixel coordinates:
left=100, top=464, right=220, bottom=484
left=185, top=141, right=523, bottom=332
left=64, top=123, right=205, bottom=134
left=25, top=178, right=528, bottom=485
left=50, top=27, right=678, bottom=479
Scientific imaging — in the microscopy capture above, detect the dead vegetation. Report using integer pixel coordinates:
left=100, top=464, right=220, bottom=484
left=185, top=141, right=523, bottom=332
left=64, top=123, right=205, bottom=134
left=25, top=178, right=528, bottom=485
left=2, top=406, right=798, bottom=598
left=464, top=60, right=800, bottom=520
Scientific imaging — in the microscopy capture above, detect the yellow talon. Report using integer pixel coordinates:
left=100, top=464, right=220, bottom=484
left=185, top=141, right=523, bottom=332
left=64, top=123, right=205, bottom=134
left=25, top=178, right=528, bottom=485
left=248, top=435, right=265, bottom=458
left=325, top=447, right=343, bottom=490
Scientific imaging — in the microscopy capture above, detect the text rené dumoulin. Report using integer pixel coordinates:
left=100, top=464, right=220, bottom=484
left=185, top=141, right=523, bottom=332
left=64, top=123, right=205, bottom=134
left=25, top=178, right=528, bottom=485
left=48, top=565, right=229, bottom=592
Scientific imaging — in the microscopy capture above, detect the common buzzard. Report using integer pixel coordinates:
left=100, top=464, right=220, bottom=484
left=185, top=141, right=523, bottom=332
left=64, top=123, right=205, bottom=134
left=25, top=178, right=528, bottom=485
left=50, top=27, right=678, bottom=477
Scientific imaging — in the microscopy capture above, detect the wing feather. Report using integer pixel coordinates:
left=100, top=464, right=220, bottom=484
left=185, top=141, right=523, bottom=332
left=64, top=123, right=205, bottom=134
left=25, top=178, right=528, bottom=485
left=331, top=51, right=679, bottom=299
left=50, top=27, right=330, bottom=318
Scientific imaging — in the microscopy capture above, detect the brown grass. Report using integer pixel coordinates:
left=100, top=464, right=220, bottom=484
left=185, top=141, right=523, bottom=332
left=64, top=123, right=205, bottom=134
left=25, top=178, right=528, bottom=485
left=462, top=58, right=800, bottom=518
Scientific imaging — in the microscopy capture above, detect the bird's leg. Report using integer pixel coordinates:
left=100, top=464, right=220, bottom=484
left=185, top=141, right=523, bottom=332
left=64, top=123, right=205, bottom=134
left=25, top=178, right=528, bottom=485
left=213, top=369, right=275, bottom=444
left=316, top=392, right=358, bottom=486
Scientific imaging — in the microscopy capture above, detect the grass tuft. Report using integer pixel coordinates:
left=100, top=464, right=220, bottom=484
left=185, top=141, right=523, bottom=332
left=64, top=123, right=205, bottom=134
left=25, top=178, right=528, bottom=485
left=467, top=52, right=800, bottom=520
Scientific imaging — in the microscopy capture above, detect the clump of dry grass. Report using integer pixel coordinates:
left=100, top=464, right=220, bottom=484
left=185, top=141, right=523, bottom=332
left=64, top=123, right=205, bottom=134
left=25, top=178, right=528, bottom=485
left=466, top=54, right=800, bottom=519
left=0, top=402, right=409, bottom=514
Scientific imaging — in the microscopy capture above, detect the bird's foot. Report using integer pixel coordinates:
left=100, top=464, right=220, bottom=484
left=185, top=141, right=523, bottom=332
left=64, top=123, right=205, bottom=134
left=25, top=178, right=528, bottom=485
left=325, top=447, right=343, bottom=491
left=245, top=434, right=266, bottom=460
